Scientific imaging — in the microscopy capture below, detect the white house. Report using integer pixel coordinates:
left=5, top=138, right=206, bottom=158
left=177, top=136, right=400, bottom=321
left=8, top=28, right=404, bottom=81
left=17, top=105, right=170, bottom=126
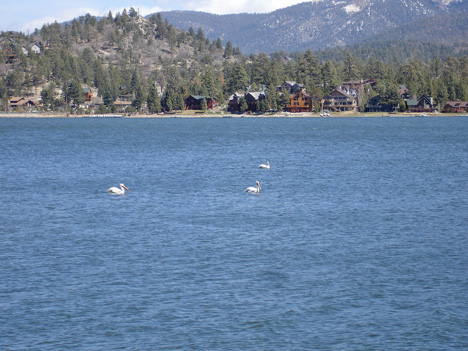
left=31, top=44, right=41, bottom=54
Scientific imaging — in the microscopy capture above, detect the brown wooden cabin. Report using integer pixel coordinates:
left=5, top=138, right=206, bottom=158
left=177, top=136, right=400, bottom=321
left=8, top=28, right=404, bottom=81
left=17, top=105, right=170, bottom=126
left=287, top=90, right=313, bottom=112
left=184, top=95, right=218, bottom=110
left=443, top=101, right=468, bottom=113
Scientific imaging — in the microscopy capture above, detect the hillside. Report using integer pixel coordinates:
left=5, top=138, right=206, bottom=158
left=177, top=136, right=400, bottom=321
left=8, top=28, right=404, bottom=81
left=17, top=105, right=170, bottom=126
left=159, top=0, right=468, bottom=54
left=0, top=11, right=243, bottom=113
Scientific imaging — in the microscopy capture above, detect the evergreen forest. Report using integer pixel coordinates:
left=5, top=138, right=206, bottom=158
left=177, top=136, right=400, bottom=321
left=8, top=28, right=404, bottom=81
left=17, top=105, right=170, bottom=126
left=1, top=9, right=468, bottom=114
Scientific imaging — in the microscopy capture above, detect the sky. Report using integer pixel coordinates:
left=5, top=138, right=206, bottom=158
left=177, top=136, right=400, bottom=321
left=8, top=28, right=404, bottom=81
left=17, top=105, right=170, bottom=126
left=1, top=0, right=313, bottom=33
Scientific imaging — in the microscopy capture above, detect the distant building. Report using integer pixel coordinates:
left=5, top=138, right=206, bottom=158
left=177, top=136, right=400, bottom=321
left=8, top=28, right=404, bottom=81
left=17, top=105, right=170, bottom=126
left=406, top=94, right=436, bottom=113
left=9, top=97, right=41, bottom=110
left=322, top=88, right=358, bottom=112
left=287, top=90, right=313, bottom=112
left=184, top=95, right=218, bottom=110
left=114, top=100, right=132, bottom=112
left=399, top=85, right=410, bottom=99
left=341, top=79, right=376, bottom=90
left=245, top=91, right=266, bottom=112
left=228, top=91, right=269, bottom=113
left=228, top=92, right=244, bottom=112
left=83, top=87, right=94, bottom=102
left=276, top=81, right=305, bottom=95
left=365, top=95, right=398, bottom=113
left=443, top=101, right=468, bottom=113
left=31, top=44, right=41, bottom=54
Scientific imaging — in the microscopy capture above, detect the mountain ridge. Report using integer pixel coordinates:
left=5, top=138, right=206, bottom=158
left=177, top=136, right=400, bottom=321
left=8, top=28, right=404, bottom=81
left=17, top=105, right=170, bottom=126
left=157, top=0, right=468, bottom=53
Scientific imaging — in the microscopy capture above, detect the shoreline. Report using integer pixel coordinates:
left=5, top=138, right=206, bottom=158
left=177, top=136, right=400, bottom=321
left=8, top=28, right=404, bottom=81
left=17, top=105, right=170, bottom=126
left=0, top=111, right=466, bottom=118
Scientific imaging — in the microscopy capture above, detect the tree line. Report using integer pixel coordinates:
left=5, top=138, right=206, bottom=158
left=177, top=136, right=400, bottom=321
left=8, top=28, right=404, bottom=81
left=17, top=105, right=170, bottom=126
left=1, top=10, right=468, bottom=113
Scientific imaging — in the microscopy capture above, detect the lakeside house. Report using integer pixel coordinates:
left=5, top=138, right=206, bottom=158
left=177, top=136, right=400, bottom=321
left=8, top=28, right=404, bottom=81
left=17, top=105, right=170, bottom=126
left=8, top=96, right=41, bottom=110
left=114, top=100, right=132, bottom=112
left=443, top=101, right=468, bottom=113
left=365, top=95, right=398, bottom=113
left=399, top=85, right=410, bottom=99
left=322, top=87, right=358, bottom=112
left=277, top=81, right=314, bottom=113
left=405, top=94, right=436, bottom=113
left=366, top=90, right=438, bottom=113
left=227, top=91, right=267, bottom=113
left=277, top=81, right=305, bottom=95
left=287, top=90, right=313, bottom=112
left=184, top=95, right=218, bottom=110
left=228, top=92, right=244, bottom=112
left=83, top=87, right=94, bottom=102
left=245, top=92, right=266, bottom=112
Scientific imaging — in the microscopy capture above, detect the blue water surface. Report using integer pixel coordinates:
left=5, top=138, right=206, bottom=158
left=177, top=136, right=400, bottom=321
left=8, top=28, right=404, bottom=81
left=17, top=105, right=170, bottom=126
left=1, top=117, right=467, bottom=350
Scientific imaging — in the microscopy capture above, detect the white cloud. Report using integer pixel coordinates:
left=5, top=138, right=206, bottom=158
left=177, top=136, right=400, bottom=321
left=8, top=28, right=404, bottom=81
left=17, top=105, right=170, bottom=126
left=19, top=4, right=163, bottom=33
left=20, top=8, right=101, bottom=32
left=135, top=5, right=164, bottom=16
left=21, top=17, right=59, bottom=33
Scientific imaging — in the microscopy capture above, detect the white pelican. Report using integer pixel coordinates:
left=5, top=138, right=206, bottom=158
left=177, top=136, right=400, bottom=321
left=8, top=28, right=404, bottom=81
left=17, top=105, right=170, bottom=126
left=259, top=161, right=270, bottom=169
left=107, top=183, right=129, bottom=195
left=245, top=181, right=261, bottom=194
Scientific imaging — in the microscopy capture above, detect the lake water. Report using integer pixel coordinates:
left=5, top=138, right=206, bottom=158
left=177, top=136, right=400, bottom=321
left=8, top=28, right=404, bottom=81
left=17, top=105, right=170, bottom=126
left=1, top=116, right=467, bottom=350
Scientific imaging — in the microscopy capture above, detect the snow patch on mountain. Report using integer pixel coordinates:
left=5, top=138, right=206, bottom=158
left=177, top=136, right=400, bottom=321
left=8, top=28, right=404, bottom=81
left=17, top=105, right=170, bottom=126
left=344, top=4, right=362, bottom=13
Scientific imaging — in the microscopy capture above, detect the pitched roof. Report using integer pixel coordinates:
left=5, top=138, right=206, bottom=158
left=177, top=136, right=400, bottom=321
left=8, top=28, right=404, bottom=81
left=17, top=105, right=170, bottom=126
left=293, top=90, right=310, bottom=98
left=445, top=101, right=468, bottom=108
left=188, top=95, right=212, bottom=101
left=9, top=97, right=40, bottom=106
left=246, top=91, right=265, bottom=100
left=228, top=92, right=243, bottom=101
left=278, top=81, right=304, bottom=88
left=326, top=89, right=353, bottom=99
left=9, top=97, right=25, bottom=103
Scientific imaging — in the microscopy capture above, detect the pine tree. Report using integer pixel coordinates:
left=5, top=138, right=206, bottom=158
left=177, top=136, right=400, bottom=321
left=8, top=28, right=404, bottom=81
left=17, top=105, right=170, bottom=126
left=147, top=85, right=161, bottom=113
left=40, top=83, right=57, bottom=108
left=224, top=41, right=233, bottom=59
left=226, top=62, right=249, bottom=94
left=196, top=28, right=205, bottom=41
left=278, top=90, right=290, bottom=112
left=201, top=67, right=218, bottom=98
left=215, top=38, right=222, bottom=50
left=259, top=97, right=269, bottom=113
left=101, top=83, right=114, bottom=109
left=132, top=83, right=144, bottom=112
left=343, top=50, right=359, bottom=81
left=298, top=50, right=321, bottom=86
left=239, top=97, right=248, bottom=113
left=200, top=98, right=207, bottom=111
left=68, top=79, right=85, bottom=106
left=162, top=89, right=175, bottom=112
left=175, top=93, right=185, bottom=111
left=188, top=27, right=195, bottom=38
left=322, top=61, right=338, bottom=94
